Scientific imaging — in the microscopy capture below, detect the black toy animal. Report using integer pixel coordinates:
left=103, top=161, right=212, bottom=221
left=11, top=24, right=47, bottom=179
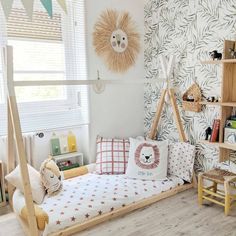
left=229, top=48, right=236, bottom=59
left=205, top=127, right=212, bottom=140
left=209, top=50, right=222, bottom=60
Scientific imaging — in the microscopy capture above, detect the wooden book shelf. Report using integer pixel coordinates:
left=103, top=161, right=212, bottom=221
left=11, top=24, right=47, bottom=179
left=200, top=40, right=236, bottom=162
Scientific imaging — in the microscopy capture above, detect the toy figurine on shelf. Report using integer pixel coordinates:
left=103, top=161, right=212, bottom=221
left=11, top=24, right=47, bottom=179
left=229, top=47, right=236, bottom=59
left=186, top=94, right=195, bottom=102
left=206, top=96, right=219, bottom=102
left=209, top=50, right=222, bottom=60
left=205, top=127, right=212, bottom=140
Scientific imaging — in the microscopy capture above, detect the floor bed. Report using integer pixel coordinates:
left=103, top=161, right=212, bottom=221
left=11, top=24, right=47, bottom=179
left=13, top=173, right=192, bottom=236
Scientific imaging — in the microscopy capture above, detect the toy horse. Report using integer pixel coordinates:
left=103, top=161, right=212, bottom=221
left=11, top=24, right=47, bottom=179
left=209, top=50, right=222, bottom=60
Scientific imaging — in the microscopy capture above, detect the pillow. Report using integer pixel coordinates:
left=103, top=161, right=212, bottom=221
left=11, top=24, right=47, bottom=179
left=168, top=142, right=195, bottom=182
left=95, top=136, right=130, bottom=174
left=21, top=204, right=49, bottom=230
left=125, top=138, right=168, bottom=180
left=40, top=159, right=62, bottom=196
left=5, top=164, right=45, bottom=204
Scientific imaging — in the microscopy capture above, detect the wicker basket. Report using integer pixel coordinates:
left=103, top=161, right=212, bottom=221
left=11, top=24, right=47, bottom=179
left=182, top=83, right=202, bottom=112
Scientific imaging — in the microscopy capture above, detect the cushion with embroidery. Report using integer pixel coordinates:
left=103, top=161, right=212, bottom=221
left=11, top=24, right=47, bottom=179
left=125, top=138, right=168, bottom=180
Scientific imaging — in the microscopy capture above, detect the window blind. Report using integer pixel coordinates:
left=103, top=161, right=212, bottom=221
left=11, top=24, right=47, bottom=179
left=7, top=8, right=62, bottom=41
left=0, top=0, right=89, bottom=135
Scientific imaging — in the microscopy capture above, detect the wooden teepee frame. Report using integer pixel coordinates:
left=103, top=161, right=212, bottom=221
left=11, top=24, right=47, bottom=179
left=148, top=56, right=187, bottom=142
left=3, top=46, right=194, bottom=236
left=149, top=88, right=187, bottom=141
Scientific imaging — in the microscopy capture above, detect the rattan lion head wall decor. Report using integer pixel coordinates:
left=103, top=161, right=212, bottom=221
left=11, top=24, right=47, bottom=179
left=93, top=9, right=140, bottom=73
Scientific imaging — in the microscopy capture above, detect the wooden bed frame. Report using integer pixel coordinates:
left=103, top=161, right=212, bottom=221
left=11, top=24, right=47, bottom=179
left=2, top=45, right=195, bottom=236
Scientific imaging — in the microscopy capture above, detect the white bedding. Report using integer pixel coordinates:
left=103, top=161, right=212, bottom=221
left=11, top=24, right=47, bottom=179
left=13, top=173, right=184, bottom=236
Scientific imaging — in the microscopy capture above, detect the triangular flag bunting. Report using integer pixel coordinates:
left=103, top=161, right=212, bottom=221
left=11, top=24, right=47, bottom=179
left=56, top=0, right=67, bottom=14
left=21, top=0, right=34, bottom=20
left=0, top=0, right=14, bottom=19
left=40, top=0, right=52, bottom=18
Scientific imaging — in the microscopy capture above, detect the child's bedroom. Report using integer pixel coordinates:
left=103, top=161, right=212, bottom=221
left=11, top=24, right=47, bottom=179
left=0, top=0, right=236, bottom=235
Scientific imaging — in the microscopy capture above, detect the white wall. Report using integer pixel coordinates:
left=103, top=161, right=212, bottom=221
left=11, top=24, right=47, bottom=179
left=85, top=0, right=145, bottom=162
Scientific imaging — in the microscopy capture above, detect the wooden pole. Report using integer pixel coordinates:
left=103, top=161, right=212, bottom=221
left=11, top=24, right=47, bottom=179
left=168, top=88, right=187, bottom=142
left=3, top=46, right=38, bottom=236
left=149, top=89, right=167, bottom=140
left=7, top=99, right=15, bottom=207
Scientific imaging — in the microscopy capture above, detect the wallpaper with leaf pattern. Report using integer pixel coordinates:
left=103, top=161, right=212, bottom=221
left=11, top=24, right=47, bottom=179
left=144, top=0, right=236, bottom=173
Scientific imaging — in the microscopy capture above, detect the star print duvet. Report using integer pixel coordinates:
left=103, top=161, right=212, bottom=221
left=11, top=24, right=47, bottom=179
left=13, top=173, right=184, bottom=236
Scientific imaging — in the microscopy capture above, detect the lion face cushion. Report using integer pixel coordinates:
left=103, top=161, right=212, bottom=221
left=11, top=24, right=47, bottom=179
left=125, top=138, right=168, bottom=180
left=40, top=159, right=62, bottom=196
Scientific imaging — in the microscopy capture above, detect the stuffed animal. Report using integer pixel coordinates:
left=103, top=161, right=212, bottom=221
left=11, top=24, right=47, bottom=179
left=209, top=50, right=222, bottom=60
left=40, top=159, right=62, bottom=196
left=229, top=48, right=236, bottom=59
left=205, top=127, right=212, bottom=140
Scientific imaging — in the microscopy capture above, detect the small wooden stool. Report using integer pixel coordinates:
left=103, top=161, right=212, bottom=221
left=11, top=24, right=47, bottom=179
left=198, top=168, right=236, bottom=216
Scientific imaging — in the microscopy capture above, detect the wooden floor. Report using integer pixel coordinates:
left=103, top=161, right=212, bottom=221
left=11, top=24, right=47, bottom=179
left=0, top=189, right=235, bottom=236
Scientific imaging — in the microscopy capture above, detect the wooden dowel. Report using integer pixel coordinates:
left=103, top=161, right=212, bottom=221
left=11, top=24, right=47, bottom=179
left=168, top=89, right=187, bottom=142
left=149, top=89, right=167, bottom=140
left=4, top=46, right=38, bottom=236
left=7, top=99, right=15, bottom=207
left=202, top=196, right=225, bottom=207
left=203, top=188, right=225, bottom=199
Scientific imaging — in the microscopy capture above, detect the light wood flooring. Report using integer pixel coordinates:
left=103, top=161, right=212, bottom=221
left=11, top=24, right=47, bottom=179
left=0, top=189, right=235, bottom=236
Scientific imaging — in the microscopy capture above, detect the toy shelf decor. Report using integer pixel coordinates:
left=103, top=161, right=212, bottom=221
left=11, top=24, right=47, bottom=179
left=50, top=131, right=77, bottom=156
left=50, top=152, right=84, bottom=171
left=0, top=161, right=6, bottom=207
left=182, top=83, right=202, bottom=112
left=200, top=40, right=236, bottom=162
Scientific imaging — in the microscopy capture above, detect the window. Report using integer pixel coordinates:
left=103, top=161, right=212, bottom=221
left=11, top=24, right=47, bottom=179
left=10, top=39, right=66, bottom=103
left=0, top=0, right=88, bottom=134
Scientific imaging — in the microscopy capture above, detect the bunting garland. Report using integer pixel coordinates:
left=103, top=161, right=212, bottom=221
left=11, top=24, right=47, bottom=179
left=21, top=0, right=34, bottom=19
left=40, top=0, right=53, bottom=18
left=0, top=0, right=14, bottom=19
left=56, top=0, right=67, bottom=14
left=0, top=0, right=67, bottom=20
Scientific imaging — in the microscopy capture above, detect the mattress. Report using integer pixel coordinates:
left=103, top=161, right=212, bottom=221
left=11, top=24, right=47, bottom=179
left=13, top=173, right=184, bottom=236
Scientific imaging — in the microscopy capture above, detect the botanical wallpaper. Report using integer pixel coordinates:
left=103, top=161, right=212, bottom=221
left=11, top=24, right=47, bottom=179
left=144, top=0, right=236, bottom=173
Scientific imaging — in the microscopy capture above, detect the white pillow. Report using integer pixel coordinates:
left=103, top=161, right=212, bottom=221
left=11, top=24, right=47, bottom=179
left=126, top=138, right=168, bottom=180
left=5, top=164, right=45, bottom=204
left=168, top=142, right=195, bottom=182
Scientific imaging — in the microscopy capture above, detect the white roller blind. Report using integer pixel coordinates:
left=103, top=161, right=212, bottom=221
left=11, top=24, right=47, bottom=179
left=7, top=8, right=62, bottom=41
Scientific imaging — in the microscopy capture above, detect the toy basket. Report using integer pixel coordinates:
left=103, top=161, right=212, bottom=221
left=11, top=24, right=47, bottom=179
left=182, top=83, right=202, bottom=112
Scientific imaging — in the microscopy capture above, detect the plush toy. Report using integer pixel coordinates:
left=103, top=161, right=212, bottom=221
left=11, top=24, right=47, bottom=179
left=40, top=159, right=62, bottom=196
left=229, top=48, right=236, bottom=59
left=209, top=50, right=222, bottom=60
left=205, top=127, right=212, bottom=140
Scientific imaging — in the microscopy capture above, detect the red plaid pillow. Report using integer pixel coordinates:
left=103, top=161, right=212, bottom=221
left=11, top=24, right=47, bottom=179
left=95, top=136, right=130, bottom=175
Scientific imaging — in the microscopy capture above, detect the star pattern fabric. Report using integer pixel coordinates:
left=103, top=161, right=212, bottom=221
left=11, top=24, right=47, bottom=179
left=15, top=173, right=184, bottom=235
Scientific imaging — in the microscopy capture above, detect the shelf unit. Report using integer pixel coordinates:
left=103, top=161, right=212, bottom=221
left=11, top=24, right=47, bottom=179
left=201, top=59, right=236, bottom=64
left=200, top=40, right=236, bottom=162
left=49, top=152, right=84, bottom=171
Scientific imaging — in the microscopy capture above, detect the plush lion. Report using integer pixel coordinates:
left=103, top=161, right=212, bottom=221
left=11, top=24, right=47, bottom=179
left=40, top=159, right=62, bottom=196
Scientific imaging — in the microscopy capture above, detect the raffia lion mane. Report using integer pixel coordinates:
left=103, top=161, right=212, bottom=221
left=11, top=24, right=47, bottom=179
left=93, top=9, right=140, bottom=73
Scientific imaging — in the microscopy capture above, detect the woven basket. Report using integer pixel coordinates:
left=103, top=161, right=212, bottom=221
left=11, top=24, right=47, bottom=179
left=182, top=83, right=202, bottom=112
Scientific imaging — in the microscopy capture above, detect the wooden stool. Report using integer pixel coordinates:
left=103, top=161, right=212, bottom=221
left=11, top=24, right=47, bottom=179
left=198, top=168, right=236, bottom=216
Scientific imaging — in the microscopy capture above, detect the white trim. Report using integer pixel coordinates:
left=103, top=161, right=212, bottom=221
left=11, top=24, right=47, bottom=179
left=13, top=79, right=165, bottom=87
